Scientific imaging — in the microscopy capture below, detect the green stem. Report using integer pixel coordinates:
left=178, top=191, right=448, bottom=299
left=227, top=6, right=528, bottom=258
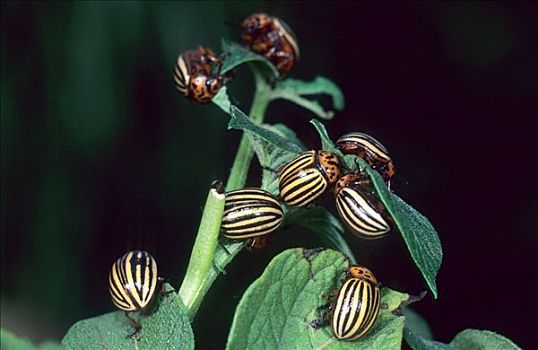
left=177, top=186, right=225, bottom=319
left=178, top=66, right=272, bottom=320
left=225, top=69, right=271, bottom=191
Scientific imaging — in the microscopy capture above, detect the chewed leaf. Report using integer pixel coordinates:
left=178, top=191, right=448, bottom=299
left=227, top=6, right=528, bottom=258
left=277, top=76, right=345, bottom=109
left=404, top=327, right=522, bottom=350
left=358, top=158, right=442, bottom=298
left=212, top=86, right=232, bottom=114
left=226, top=248, right=409, bottom=350
left=62, top=285, right=194, bottom=350
left=272, top=77, right=344, bottom=119
left=220, top=39, right=278, bottom=78
left=284, top=206, right=356, bottom=264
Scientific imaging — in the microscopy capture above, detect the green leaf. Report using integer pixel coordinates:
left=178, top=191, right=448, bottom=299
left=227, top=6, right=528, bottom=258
left=265, top=123, right=307, bottom=150
left=273, top=77, right=345, bottom=119
left=404, top=328, right=452, bottom=350
left=284, top=207, right=356, bottom=264
left=310, top=119, right=337, bottom=151
left=256, top=123, right=306, bottom=194
left=226, top=248, right=409, bottom=350
left=1, top=328, right=62, bottom=350
left=404, top=328, right=521, bottom=350
left=229, top=106, right=304, bottom=155
left=310, top=119, right=359, bottom=173
left=450, top=330, right=521, bottom=350
left=402, top=307, right=434, bottom=341
left=211, top=86, right=305, bottom=195
left=227, top=105, right=304, bottom=194
left=360, top=160, right=442, bottom=298
left=220, top=39, right=278, bottom=78
left=62, top=285, right=194, bottom=350
left=212, top=86, right=232, bottom=114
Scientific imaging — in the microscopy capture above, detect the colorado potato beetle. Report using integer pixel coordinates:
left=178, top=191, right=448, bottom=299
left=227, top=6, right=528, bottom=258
left=278, top=150, right=341, bottom=208
left=311, top=265, right=381, bottom=341
left=333, top=173, right=391, bottom=239
left=331, top=265, right=381, bottom=340
left=109, top=250, right=160, bottom=335
left=173, top=46, right=227, bottom=104
left=221, top=188, right=284, bottom=240
left=336, top=132, right=395, bottom=182
left=241, top=13, right=299, bottom=76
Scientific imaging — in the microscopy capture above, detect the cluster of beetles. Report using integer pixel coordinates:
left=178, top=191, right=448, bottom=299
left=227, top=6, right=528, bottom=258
left=109, top=13, right=397, bottom=342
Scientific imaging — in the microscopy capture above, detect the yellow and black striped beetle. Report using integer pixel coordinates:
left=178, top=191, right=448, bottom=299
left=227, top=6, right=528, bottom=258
left=311, top=265, right=381, bottom=341
left=336, top=132, right=395, bottom=183
left=333, top=173, right=392, bottom=239
left=241, top=13, right=299, bottom=76
left=108, top=250, right=160, bottom=336
left=221, top=188, right=284, bottom=241
left=332, top=265, right=381, bottom=340
left=278, top=150, right=341, bottom=208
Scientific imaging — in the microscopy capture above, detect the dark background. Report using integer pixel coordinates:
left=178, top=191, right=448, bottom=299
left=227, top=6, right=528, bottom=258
left=1, top=1, right=536, bottom=348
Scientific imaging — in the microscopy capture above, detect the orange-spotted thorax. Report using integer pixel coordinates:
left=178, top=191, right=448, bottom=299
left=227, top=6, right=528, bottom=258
left=317, top=151, right=341, bottom=185
left=189, top=73, right=222, bottom=104
left=347, top=265, right=378, bottom=286
left=333, top=173, right=370, bottom=197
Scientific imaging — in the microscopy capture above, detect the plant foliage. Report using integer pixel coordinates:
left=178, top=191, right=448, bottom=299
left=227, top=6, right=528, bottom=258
left=2, top=21, right=521, bottom=350
left=62, top=285, right=194, bottom=350
left=226, top=249, right=408, bottom=350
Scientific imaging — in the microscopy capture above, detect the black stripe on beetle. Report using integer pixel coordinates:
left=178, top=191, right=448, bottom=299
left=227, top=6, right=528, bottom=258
left=221, top=188, right=284, bottom=240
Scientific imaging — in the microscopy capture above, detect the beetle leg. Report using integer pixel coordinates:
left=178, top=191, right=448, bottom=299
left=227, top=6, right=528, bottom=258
left=218, top=239, right=233, bottom=255
left=245, top=236, right=269, bottom=251
left=318, top=290, right=338, bottom=311
left=260, top=164, right=279, bottom=173
left=309, top=304, right=332, bottom=329
left=308, top=318, right=329, bottom=329
left=125, top=312, right=142, bottom=340
left=157, top=277, right=175, bottom=297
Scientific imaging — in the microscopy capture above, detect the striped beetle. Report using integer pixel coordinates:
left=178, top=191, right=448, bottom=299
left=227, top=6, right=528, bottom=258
left=108, top=250, right=160, bottom=335
left=336, top=132, right=395, bottom=182
left=241, top=13, right=299, bottom=76
left=311, top=265, right=381, bottom=341
left=331, top=265, right=381, bottom=340
left=333, top=173, right=391, bottom=239
left=173, top=46, right=229, bottom=104
left=221, top=188, right=284, bottom=241
left=278, top=150, right=341, bottom=208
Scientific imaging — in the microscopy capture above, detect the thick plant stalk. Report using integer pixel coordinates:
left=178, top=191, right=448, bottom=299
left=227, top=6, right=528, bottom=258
left=177, top=185, right=225, bottom=319
left=178, top=66, right=272, bottom=320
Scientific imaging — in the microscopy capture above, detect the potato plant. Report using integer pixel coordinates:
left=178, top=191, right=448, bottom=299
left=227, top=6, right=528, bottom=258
left=1, top=17, right=520, bottom=350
